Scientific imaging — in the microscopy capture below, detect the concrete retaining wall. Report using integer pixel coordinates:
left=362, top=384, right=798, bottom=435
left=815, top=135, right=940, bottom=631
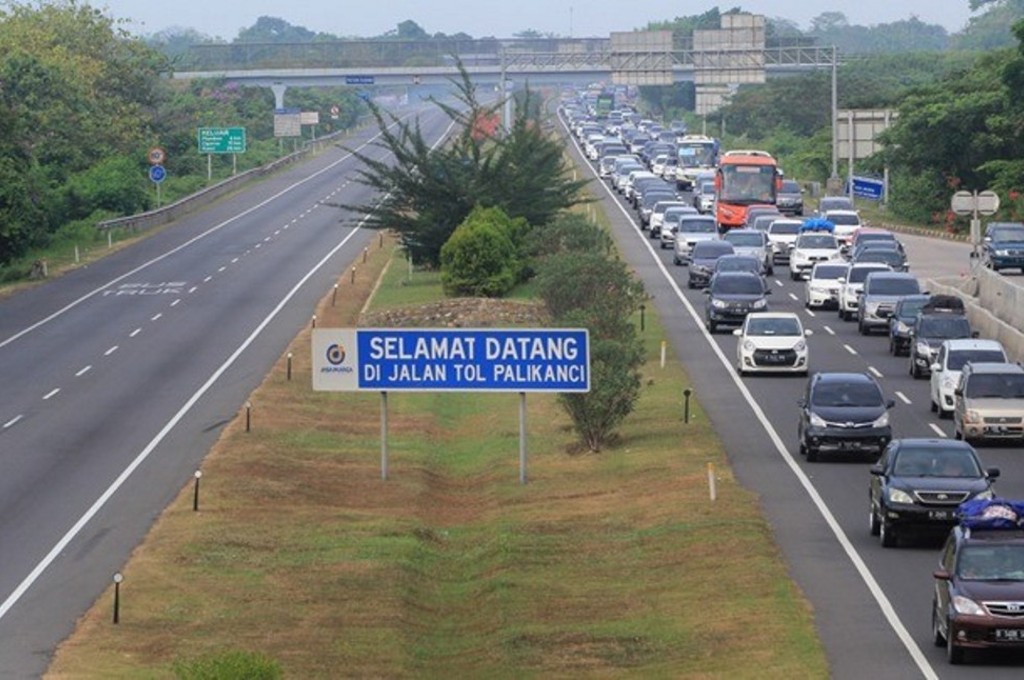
left=927, top=269, right=1024, bottom=363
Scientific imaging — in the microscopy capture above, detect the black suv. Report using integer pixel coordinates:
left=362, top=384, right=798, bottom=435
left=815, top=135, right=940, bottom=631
left=909, top=312, right=974, bottom=379
left=979, top=222, right=1024, bottom=273
left=703, top=271, right=770, bottom=333
left=932, top=500, right=1024, bottom=664
left=869, top=439, right=998, bottom=548
left=797, top=372, right=894, bottom=462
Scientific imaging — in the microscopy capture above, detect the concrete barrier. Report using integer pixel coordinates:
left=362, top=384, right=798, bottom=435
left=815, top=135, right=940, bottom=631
left=927, top=271, right=1024, bottom=363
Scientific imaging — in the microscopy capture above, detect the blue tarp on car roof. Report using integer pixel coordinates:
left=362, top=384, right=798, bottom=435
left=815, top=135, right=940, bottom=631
left=800, top=217, right=835, bottom=233
left=958, top=498, right=1024, bottom=530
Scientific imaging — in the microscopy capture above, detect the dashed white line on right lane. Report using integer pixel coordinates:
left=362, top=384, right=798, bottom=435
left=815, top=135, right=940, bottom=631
left=895, top=391, right=912, bottom=405
left=929, top=424, right=948, bottom=438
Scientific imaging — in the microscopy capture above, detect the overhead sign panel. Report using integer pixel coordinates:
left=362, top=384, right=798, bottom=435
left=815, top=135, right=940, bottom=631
left=610, top=31, right=673, bottom=86
left=312, top=328, right=590, bottom=393
left=197, top=127, right=246, bottom=154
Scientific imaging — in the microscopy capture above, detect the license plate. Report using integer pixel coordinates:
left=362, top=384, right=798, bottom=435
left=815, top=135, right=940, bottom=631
left=928, top=510, right=952, bottom=520
left=996, top=629, right=1024, bottom=641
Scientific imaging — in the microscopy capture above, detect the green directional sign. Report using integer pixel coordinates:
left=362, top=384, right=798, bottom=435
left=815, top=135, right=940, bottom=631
left=197, top=127, right=246, bottom=154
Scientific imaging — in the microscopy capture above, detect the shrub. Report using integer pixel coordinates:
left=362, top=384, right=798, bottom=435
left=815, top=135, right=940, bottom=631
left=172, top=649, right=282, bottom=680
left=440, top=205, right=520, bottom=297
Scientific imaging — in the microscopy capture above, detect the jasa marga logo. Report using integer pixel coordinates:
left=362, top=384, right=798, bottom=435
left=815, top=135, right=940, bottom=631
left=322, top=342, right=354, bottom=374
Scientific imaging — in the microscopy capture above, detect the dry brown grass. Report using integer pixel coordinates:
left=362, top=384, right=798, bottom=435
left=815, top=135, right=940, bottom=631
left=46, top=231, right=827, bottom=679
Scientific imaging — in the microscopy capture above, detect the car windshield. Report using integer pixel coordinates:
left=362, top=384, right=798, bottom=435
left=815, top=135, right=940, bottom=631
left=991, top=227, right=1024, bottom=243
left=857, top=233, right=895, bottom=246
left=829, top=213, right=860, bottom=225
left=747, top=317, right=801, bottom=336
left=780, top=180, right=800, bottom=194
left=957, top=545, right=1024, bottom=581
left=896, top=299, right=928, bottom=318
left=964, top=373, right=1024, bottom=398
left=812, top=264, right=848, bottom=280
left=678, top=219, right=717, bottom=233
left=820, top=198, right=853, bottom=211
left=712, top=276, right=764, bottom=295
left=770, top=223, right=802, bottom=235
left=848, top=267, right=888, bottom=284
left=812, top=381, right=882, bottom=407
left=867, top=278, right=919, bottom=295
left=694, top=243, right=733, bottom=258
left=893, top=448, right=981, bottom=477
left=726, top=233, right=764, bottom=247
left=948, top=349, right=1006, bottom=370
left=716, top=257, right=760, bottom=272
left=797, top=234, right=836, bottom=249
left=857, top=251, right=904, bottom=267
left=918, top=316, right=971, bottom=339
left=700, top=182, right=715, bottom=194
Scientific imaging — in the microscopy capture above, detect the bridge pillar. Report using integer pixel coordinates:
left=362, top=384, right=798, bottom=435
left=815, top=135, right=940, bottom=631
left=271, top=83, right=287, bottom=110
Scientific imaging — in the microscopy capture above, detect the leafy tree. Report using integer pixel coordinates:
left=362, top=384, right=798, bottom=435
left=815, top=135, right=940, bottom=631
left=235, top=17, right=324, bottom=43
left=342, top=65, right=588, bottom=268
left=440, top=206, right=520, bottom=296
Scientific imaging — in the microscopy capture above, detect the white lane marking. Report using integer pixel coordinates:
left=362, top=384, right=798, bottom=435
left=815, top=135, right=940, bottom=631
left=43, top=388, right=60, bottom=401
left=929, top=424, right=948, bottom=438
left=218, top=266, right=226, bottom=273
left=3, top=415, right=24, bottom=429
left=129, top=328, right=142, bottom=338
left=171, top=299, right=181, bottom=307
left=254, top=243, right=262, bottom=249
left=203, top=275, right=213, bottom=282
left=788, top=293, right=798, bottom=301
left=274, top=230, right=281, bottom=236
left=806, top=309, right=816, bottom=317
left=0, top=118, right=407, bottom=351
left=823, top=325, right=835, bottom=335
left=0, top=115, right=459, bottom=627
left=868, top=366, right=883, bottom=378
left=844, top=344, right=857, bottom=355
left=76, top=366, right=92, bottom=377
left=151, top=313, right=162, bottom=321
left=188, top=286, right=198, bottom=294
left=231, top=257, right=239, bottom=264
left=565, top=117, right=940, bottom=680
left=104, top=346, right=118, bottom=356
left=263, top=236, right=272, bottom=242
left=895, top=391, right=911, bottom=405
left=775, top=279, right=784, bottom=287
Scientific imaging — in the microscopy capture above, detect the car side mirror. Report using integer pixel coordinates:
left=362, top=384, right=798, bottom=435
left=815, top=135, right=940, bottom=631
left=969, top=251, right=979, bottom=259
left=764, top=289, right=772, bottom=295
left=804, top=329, right=813, bottom=336
left=971, top=331, right=980, bottom=338
left=797, top=398, right=806, bottom=408
left=932, top=570, right=951, bottom=582
left=869, top=463, right=884, bottom=476
left=930, top=363, right=940, bottom=372
left=703, top=289, right=711, bottom=295
left=732, top=328, right=742, bottom=336
left=954, top=387, right=963, bottom=396
left=988, top=467, right=1001, bottom=479
left=886, top=399, right=896, bottom=409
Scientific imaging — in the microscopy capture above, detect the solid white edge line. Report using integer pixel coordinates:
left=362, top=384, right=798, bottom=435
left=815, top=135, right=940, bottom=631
left=0, top=114, right=459, bottom=625
left=561, top=115, right=938, bottom=679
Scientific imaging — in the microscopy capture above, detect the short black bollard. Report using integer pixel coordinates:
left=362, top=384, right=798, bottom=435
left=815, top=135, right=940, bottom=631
left=640, top=304, right=646, bottom=332
left=192, top=470, right=202, bottom=511
left=287, top=352, right=293, bottom=381
left=683, top=388, right=692, bottom=424
left=245, top=401, right=252, bottom=433
left=112, top=572, right=123, bottom=624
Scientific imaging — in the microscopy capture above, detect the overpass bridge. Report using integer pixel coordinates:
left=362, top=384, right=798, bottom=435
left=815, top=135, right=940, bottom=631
left=171, top=38, right=837, bottom=109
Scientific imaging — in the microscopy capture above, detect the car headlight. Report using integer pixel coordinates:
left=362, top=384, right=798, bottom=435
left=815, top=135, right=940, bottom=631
left=951, top=595, right=986, bottom=616
left=872, top=412, right=890, bottom=428
left=742, top=340, right=756, bottom=352
left=915, top=341, right=930, bottom=355
left=752, top=298, right=768, bottom=309
left=941, top=375, right=958, bottom=390
left=809, top=412, right=828, bottom=428
left=965, top=409, right=983, bottom=425
left=712, top=299, right=728, bottom=309
left=887, top=488, right=914, bottom=504
left=996, top=249, right=1010, bottom=256
left=976, top=488, right=995, bottom=500
left=894, top=321, right=910, bottom=334
left=794, top=340, right=807, bottom=352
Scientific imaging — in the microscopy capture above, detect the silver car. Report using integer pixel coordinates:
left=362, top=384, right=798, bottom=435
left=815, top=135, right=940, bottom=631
left=673, top=215, right=719, bottom=266
left=722, top=229, right=773, bottom=276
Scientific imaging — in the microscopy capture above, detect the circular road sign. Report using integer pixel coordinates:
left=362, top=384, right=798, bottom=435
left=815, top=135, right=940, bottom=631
left=148, top=164, right=167, bottom=183
left=977, top=190, right=1000, bottom=216
left=148, top=147, right=166, bottom=165
left=950, top=190, right=975, bottom=216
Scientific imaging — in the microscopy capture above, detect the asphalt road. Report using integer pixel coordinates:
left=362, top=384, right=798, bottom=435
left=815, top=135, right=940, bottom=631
left=0, top=107, right=454, bottom=678
left=562, top=116, right=1024, bottom=679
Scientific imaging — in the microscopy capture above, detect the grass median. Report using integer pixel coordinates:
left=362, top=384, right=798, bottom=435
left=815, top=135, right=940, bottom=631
left=47, top=233, right=828, bottom=678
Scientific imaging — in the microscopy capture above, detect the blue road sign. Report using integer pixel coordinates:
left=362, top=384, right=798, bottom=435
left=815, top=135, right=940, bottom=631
left=312, top=328, right=590, bottom=393
left=849, top=176, right=884, bottom=201
left=345, top=75, right=375, bottom=85
left=148, top=165, right=166, bottom=183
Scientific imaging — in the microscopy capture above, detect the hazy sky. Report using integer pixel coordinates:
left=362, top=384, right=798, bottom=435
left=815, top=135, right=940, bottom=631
left=96, top=1, right=978, bottom=41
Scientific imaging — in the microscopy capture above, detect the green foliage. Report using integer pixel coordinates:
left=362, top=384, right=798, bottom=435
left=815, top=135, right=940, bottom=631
left=62, top=156, right=151, bottom=216
left=343, top=64, right=588, bottom=268
left=524, top=212, right=614, bottom=260
left=172, top=649, right=282, bottom=680
left=535, top=245, right=646, bottom=452
left=439, top=206, right=519, bottom=297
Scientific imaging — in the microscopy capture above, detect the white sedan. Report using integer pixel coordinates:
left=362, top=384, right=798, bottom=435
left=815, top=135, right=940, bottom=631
left=733, top=312, right=812, bottom=375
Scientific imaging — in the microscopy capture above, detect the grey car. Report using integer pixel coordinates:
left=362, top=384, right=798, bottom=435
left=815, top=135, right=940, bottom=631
left=722, top=228, right=773, bottom=276
left=776, top=179, right=804, bottom=216
left=856, top=271, right=924, bottom=335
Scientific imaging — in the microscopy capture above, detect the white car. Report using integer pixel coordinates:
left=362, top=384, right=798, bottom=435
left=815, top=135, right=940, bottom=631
left=929, top=338, right=1008, bottom=419
left=733, top=312, right=812, bottom=375
left=766, top=219, right=802, bottom=264
left=788, top=232, right=843, bottom=280
left=836, top=263, right=891, bottom=321
left=825, top=209, right=862, bottom=246
left=805, top=262, right=850, bottom=309
left=649, top=200, right=689, bottom=237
